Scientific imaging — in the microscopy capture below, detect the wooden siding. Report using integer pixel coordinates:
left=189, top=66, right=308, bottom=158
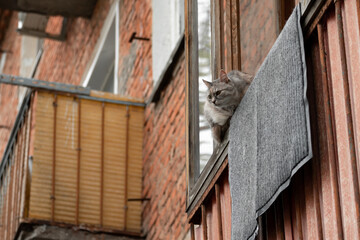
left=0, top=90, right=144, bottom=239
left=29, top=91, right=143, bottom=232
left=189, top=0, right=360, bottom=239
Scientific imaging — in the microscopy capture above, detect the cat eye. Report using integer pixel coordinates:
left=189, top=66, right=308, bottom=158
left=207, top=95, right=211, bottom=100
left=215, top=90, right=221, bottom=96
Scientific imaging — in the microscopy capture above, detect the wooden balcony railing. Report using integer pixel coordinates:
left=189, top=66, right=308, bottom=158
left=0, top=88, right=145, bottom=239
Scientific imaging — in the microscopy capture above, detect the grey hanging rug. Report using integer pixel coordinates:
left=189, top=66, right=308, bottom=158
left=228, top=4, right=312, bottom=240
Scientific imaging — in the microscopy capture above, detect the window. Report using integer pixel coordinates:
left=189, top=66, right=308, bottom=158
left=152, top=0, right=184, bottom=84
left=198, top=0, right=212, bottom=171
left=82, top=0, right=119, bottom=94
left=18, top=35, right=44, bottom=109
left=186, top=0, right=296, bottom=213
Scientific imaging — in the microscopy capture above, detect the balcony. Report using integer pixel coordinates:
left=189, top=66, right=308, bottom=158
left=0, top=86, right=144, bottom=239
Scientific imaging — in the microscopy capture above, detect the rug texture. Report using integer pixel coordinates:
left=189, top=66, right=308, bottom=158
left=228, top=4, right=312, bottom=240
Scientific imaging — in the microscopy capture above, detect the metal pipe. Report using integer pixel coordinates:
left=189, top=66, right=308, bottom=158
left=124, top=105, right=130, bottom=230
left=51, top=94, right=58, bottom=222
left=100, top=102, right=105, bottom=227
left=334, top=0, right=360, bottom=229
left=76, top=98, right=81, bottom=225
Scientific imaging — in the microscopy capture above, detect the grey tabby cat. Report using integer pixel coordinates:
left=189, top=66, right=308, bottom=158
left=203, top=69, right=253, bottom=144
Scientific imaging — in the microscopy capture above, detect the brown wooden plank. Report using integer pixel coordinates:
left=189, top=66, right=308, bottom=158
left=185, top=0, right=200, bottom=207
left=224, top=0, right=232, bottom=71
left=230, top=0, right=240, bottom=70
left=315, top=22, right=344, bottom=239
left=202, top=204, right=208, bottom=240
left=282, top=189, right=293, bottom=240
left=215, top=183, right=223, bottom=240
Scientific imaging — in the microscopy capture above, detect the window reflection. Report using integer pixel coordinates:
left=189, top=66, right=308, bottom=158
left=198, top=0, right=212, bottom=172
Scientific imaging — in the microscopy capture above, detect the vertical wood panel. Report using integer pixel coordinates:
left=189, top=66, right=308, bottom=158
left=215, top=184, right=223, bottom=240
left=220, top=170, right=231, bottom=240
left=223, top=0, right=232, bottom=71
left=202, top=204, right=207, bottom=240
left=79, top=99, right=102, bottom=225
left=282, top=189, right=293, bottom=240
left=103, top=103, right=127, bottom=229
left=327, top=6, right=360, bottom=238
left=30, top=92, right=54, bottom=221
left=54, top=96, right=78, bottom=224
left=343, top=0, right=360, bottom=190
left=230, top=0, right=240, bottom=70
left=126, top=106, right=143, bottom=232
left=315, top=22, right=344, bottom=239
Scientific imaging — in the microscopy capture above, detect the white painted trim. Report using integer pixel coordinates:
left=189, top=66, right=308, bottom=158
left=81, top=0, right=119, bottom=92
left=114, top=3, right=119, bottom=94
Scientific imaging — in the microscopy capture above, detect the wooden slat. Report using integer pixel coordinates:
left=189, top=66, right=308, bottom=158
left=202, top=204, right=208, bottom=240
left=30, top=92, right=54, bottom=221
left=223, top=0, right=232, bottom=71
left=126, top=106, right=143, bottom=232
left=79, top=99, right=102, bottom=225
left=103, top=103, right=127, bottom=229
left=215, top=183, right=223, bottom=240
left=230, top=0, right=240, bottom=70
left=54, top=96, right=78, bottom=224
left=327, top=5, right=360, bottom=238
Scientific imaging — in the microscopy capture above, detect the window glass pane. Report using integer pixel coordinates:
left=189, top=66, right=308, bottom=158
left=87, top=17, right=115, bottom=92
left=198, top=0, right=212, bottom=172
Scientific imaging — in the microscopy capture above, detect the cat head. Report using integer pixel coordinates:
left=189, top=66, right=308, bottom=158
left=202, top=69, right=240, bottom=108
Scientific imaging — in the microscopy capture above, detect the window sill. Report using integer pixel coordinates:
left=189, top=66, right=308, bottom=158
left=186, top=132, right=229, bottom=223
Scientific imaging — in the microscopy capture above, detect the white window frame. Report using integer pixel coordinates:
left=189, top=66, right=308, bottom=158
left=82, top=0, right=119, bottom=94
left=152, top=0, right=184, bottom=84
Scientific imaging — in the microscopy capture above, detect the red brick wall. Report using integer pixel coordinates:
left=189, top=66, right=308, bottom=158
left=35, top=1, right=111, bottom=84
left=142, top=54, right=189, bottom=239
left=0, top=0, right=190, bottom=239
left=118, top=0, right=152, bottom=99
left=0, top=12, right=21, bottom=155
left=118, top=1, right=189, bottom=238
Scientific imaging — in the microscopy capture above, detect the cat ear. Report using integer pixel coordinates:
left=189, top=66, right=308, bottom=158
left=202, top=79, right=212, bottom=89
left=219, top=69, right=229, bottom=83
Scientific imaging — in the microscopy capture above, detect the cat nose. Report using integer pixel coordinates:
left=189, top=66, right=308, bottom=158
left=212, top=98, right=216, bottom=104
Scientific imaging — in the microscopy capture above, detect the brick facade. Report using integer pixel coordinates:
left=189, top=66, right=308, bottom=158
left=0, top=0, right=189, bottom=239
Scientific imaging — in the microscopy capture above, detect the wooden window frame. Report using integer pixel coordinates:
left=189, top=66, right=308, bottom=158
left=185, top=0, right=228, bottom=217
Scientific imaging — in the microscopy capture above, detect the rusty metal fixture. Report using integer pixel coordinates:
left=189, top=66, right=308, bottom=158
left=128, top=32, right=150, bottom=43
left=51, top=94, right=58, bottom=222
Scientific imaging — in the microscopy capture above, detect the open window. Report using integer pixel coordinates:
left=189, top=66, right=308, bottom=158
left=82, top=0, right=119, bottom=94
left=185, top=0, right=296, bottom=215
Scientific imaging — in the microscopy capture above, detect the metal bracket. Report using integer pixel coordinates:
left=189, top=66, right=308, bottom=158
left=129, top=32, right=150, bottom=43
